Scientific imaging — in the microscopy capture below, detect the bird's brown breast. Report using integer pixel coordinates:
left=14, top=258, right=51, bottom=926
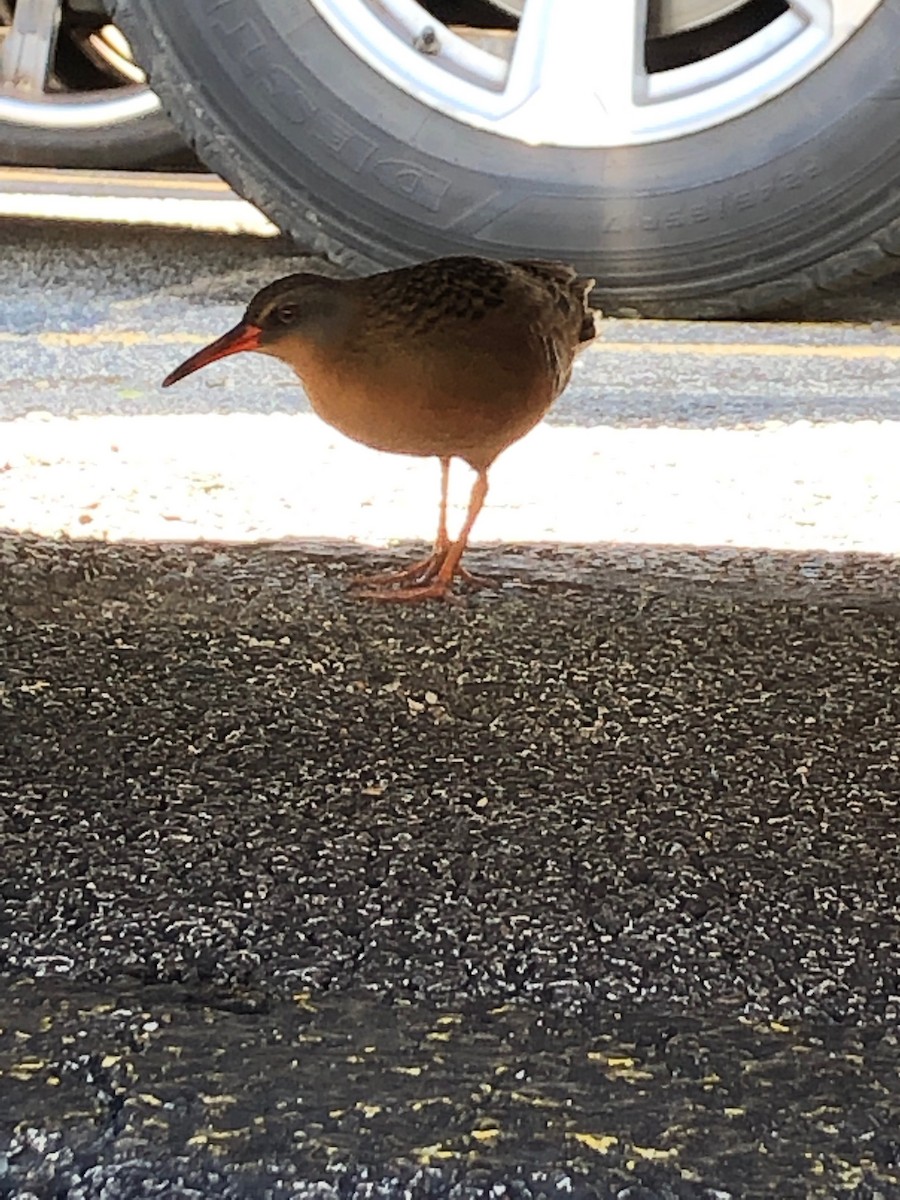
left=290, top=346, right=545, bottom=470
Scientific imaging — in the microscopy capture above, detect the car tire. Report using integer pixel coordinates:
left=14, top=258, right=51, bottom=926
left=0, top=5, right=187, bottom=170
left=0, top=98, right=187, bottom=169
left=111, top=0, right=900, bottom=317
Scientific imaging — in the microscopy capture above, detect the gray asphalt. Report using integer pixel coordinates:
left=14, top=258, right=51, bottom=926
left=2, top=215, right=900, bottom=1199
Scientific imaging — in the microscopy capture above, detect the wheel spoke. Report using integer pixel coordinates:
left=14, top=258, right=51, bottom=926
left=311, top=0, right=881, bottom=146
left=504, top=0, right=648, bottom=133
left=787, top=0, right=832, bottom=29
left=0, top=0, right=61, bottom=93
left=788, top=0, right=875, bottom=34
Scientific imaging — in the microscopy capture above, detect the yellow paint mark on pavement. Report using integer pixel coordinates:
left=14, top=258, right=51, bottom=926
left=588, top=1052, right=636, bottom=1067
left=40, top=331, right=209, bottom=348
left=510, top=1090, right=562, bottom=1109
left=412, top=1143, right=456, bottom=1164
left=471, top=1128, right=501, bottom=1143
left=2, top=330, right=900, bottom=361
left=572, top=1133, right=619, bottom=1154
left=0, top=167, right=231, bottom=193
left=632, top=1145, right=680, bottom=1162
left=595, top=340, right=900, bottom=360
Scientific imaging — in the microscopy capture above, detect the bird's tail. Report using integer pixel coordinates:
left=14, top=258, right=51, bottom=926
left=512, top=258, right=600, bottom=344
left=577, top=277, right=600, bottom=345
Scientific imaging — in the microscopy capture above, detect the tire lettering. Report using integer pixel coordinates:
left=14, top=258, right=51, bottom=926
left=371, top=161, right=450, bottom=212
left=210, top=4, right=318, bottom=125
left=208, top=0, right=257, bottom=38
left=654, top=160, right=822, bottom=229
left=257, top=66, right=319, bottom=123
left=310, top=111, right=377, bottom=172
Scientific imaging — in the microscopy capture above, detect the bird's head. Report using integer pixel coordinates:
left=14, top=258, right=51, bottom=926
left=162, top=272, right=351, bottom=387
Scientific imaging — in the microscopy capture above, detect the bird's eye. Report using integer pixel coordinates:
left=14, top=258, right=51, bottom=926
left=275, top=303, right=299, bottom=325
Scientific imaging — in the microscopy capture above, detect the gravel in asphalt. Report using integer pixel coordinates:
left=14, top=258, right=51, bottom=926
left=2, top=534, right=899, bottom=1198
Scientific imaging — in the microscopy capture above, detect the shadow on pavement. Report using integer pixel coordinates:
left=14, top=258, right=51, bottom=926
left=2, top=531, right=899, bottom=1197
left=1, top=215, right=899, bottom=323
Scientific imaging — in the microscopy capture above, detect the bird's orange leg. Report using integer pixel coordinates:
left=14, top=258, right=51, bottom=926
left=358, top=470, right=490, bottom=603
left=351, top=458, right=453, bottom=587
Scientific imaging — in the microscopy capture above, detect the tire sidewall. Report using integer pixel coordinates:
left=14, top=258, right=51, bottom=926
left=115, top=0, right=900, bottom=309
left=0, top=106, right=185, bottom=169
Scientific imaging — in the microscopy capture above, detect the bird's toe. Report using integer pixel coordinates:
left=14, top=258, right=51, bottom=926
left=355, top=580, right=463, bottom=605
left=350, top=547, right=450, bottom=589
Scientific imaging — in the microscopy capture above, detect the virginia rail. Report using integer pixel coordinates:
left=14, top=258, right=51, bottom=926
left=163, top=256, right=598, bottom=603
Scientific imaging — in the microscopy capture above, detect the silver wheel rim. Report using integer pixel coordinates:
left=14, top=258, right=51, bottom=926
left=309, top=0, right=883, bottom=147
left=0, top=0, right=159, bottom=129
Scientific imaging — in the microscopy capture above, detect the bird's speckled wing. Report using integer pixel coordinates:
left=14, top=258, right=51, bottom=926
left=359, top=256, right=518, bottom=336
left=360, top=256, right=598, bottom=350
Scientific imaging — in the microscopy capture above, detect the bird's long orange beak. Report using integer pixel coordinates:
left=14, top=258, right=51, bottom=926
left=162, top=321, right=263, bottom=387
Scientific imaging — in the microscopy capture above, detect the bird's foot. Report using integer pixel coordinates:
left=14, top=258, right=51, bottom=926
left=355, top=578, right=463, bottom=605
left=350, top=550, right=446, bottom=589
left=455, top=565, right=496, bottom=590
left=351, top=554, right=497, bottom=603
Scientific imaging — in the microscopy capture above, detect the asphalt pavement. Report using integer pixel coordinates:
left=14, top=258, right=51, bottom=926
left=2, top=196, right=900, bottom=1199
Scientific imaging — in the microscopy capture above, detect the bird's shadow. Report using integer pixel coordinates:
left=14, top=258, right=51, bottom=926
left=2, top=530, right=897, bottom=621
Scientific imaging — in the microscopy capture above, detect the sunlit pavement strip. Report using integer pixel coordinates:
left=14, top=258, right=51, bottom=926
left=1, top=343, right=900, bottom=552
left=0, top=167, right=278, bottom=236
left=3, top=387, right=900, bottom=555
left=0, top=169, right=898, bottom=562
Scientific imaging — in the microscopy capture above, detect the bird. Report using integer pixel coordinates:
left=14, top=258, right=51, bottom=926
left=162, top=255, right=598, bottom=603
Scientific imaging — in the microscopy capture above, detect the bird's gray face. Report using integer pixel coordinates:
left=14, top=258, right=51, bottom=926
left=245, top=273, right=346, bottom=346
left=162, top=273, right=345, bottom=388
